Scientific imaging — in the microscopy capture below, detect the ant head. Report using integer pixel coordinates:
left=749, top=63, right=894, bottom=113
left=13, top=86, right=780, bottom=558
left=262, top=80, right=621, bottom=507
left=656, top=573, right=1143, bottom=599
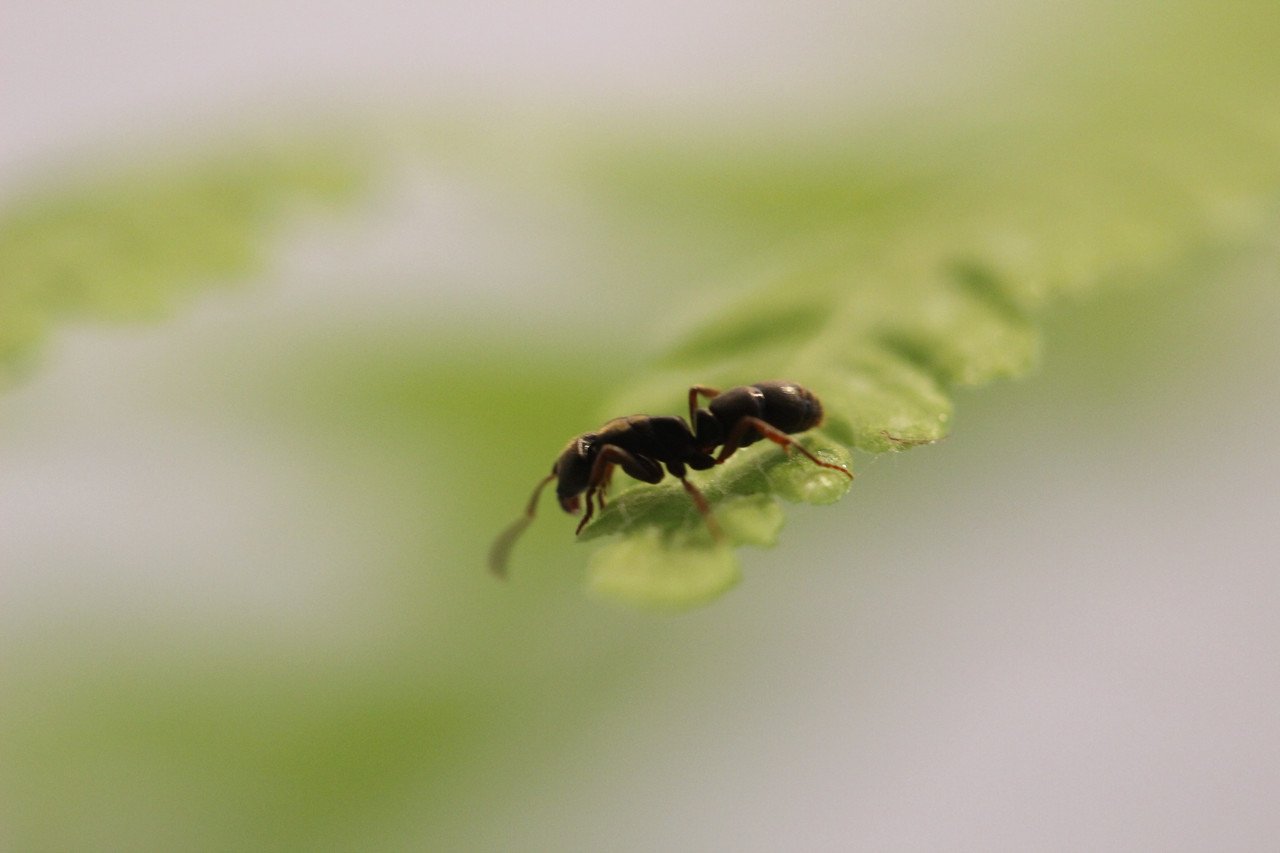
left=553, top=433, right=597, bottom=514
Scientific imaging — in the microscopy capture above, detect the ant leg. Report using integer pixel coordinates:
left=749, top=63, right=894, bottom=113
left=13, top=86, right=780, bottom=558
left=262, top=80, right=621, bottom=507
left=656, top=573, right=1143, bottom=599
left=717, top=417, right=853, bottom=479
left=597, top=463, right=617, bottom=509
left=687, top=384, right=722, bottom=425
left=581, top=463, right=615, bottom=527
left=678, top=476, right=724, bottom=542
left=576, top=445, right=663, bottom=534
left=488, top=473, right=557, bottom=578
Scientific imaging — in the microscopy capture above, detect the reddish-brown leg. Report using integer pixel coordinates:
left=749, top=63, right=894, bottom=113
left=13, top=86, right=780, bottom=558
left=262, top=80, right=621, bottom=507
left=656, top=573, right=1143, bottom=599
left=717, top=417, right=853, bottom=479
left=678, top=476, right=723, bottom=542
left=597, top=463, right=616, bottom=509
left=575, top=446, right=663, bottom=534
left=577, top=463, right=615, bottom=531
left=687, top=384, right=722, bottom=425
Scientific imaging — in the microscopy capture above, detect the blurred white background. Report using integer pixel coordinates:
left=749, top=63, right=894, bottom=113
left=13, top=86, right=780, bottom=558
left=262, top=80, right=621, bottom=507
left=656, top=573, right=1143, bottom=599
left=3, top=0, right=1066, bottom=185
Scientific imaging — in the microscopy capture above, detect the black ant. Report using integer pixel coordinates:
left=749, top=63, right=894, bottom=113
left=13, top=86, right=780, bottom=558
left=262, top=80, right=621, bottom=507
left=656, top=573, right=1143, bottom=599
left=488, top=381, right=852, bottom=577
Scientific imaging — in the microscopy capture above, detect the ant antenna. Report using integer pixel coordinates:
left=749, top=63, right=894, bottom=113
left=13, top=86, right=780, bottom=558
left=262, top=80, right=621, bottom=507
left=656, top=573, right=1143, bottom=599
left=488, top=473, right=556, bottom=578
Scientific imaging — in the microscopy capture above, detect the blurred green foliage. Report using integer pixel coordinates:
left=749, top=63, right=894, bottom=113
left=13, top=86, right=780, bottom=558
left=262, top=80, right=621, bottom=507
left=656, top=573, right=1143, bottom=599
left=0, top=140, right=369, bottom=386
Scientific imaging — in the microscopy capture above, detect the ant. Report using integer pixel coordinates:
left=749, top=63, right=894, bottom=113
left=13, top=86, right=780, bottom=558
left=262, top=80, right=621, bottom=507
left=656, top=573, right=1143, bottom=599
left=488, top=381, right=852, bottom=577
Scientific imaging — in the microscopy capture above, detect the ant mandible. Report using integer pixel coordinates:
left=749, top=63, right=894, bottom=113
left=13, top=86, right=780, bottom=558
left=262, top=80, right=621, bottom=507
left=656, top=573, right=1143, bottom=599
left=488, top=381, right=853, bottom=577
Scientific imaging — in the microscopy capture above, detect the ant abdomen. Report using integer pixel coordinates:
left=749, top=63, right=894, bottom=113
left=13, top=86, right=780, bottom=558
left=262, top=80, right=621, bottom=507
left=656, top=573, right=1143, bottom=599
left=698, top=381, right=822, bottom=447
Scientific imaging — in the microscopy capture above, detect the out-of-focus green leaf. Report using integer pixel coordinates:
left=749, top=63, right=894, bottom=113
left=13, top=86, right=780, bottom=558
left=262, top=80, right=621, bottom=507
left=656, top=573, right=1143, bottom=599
left=0, top=139, right=369, bottom=385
